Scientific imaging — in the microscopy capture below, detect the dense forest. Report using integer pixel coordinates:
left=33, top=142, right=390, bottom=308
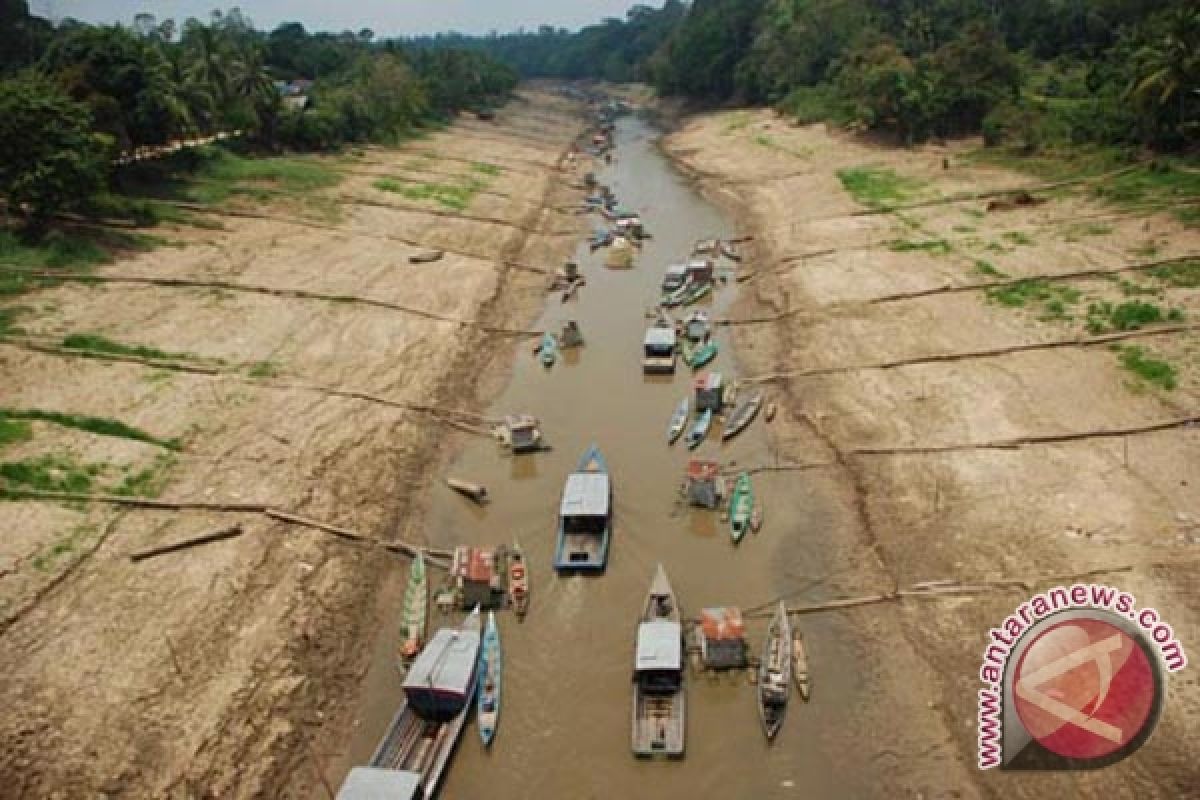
left=430, top=0, right=1197, bottom=150
left=0, top=1, right=517, bottom=224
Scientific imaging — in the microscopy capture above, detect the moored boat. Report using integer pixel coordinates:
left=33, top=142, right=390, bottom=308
left=683, top=310, right=710, bottom=342
left=667, top=396, right=690, bottom=444
left=689, top=340, right=718, bottom=369
left=539, top=332, right=558, bottom=366
left=370, top=607, right=483, bottom=799
left=632, top=564, right=685, bottom=757
left=758, top=601, right=792, bottom=741
left=554, top=444, right=612, bottom=571
left=728, top=473, right=753, bottom=544
left=685, top=408, right=712, bottom=450
left=477, top=611, right=502, bottom=746
left=398, top=551, right=428, bottom=665
left=508, top=541, right=529, bottom=619
left=793, top=629, right=810, bottom=702
left=722, top=392, right=763, bottom=441
left=681, top=281, right=712, bottom=306
left=661, top=279, right=692, bottom=308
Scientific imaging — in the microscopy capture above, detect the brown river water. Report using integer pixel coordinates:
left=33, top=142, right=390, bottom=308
left=338, top=116, right=873, bottom=799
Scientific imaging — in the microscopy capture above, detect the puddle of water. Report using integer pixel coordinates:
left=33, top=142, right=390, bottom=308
left=339, top=116, right=872, bottom=799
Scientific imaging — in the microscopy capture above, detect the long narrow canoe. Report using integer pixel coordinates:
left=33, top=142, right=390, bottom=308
left=667, top=396, right=689, bottom=445
left=728, top=473, right=753, bottom=544
left=398, top=551, right=428, bottom=666
left=758, top=601, right=792, bottom=741
left=509, top=540, right=530, bottom=620
left=689, top=341, right=717, bottom=369
left=477, top=611, right=502, bottom=746
left=661, top=279, right=692, bottom=308
left=685, top=408, right=712, bottom=450
left=793, top=629, right=810, bottom=701
left=722, top=392, right=763, bottom=441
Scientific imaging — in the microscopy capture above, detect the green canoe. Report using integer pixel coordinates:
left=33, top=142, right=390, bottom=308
left=689, top=341, right=718, bottom=369
left=729, top=473, right=753, bottom=544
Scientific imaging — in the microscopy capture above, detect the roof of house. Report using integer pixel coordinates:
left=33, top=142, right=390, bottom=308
left=700, top=607, right=746, bottom=641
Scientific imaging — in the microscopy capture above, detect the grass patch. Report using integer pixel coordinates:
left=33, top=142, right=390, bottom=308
left=111, top=453, right=174, bottom=497
left=953, top=225, right=976, bottom=233
left=0, top=305, right=26, bottom=335
left=837, top=166, right=926, bottom=210
left=1116, top=279, right=1160, bottom=298
left=1149, top=260, right=1200, bottom=288
left=0, top=418, right=32, bottom=448
left=1116, top=345, right=1177, bottom=390
left=0, top=454, right=106, bottom=495
left=888, top=238, right=952, bottom=255
left=974, top=259, right=1007, bottom=278
left=31, top=522, right=98, bottom=571
left=986, top=279, right=1081, bottom=311
left=1093, top=162, right=1200, bottom=226
left=0, top=409, right=181, bottom=451
left=247, top=360, right=280, bottom=379
left=186, top=147, right=340, bottom=206
left=723, top=112, right=752, bottom=133
left=471, top=161, right=502, bottom=176
left=373, top=178, right=481, bottom=211
left=1002, top=231, right=1035, bottom=246
left=0, top=230, right=110, bottom=271
left=61, top=333, right=205, bottom=363
left=1084, top=301, right=1183, bottom=334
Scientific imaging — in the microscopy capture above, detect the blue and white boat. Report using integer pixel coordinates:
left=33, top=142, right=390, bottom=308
left=554, top=444, right=612, bottom=571
left=685, top=409, right=712, bottom=450
left=477, top=611, right=502, bottom=747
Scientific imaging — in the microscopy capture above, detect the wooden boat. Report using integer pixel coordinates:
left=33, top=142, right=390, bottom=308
left=765, top=402, right=777, bottom=423
left=793, top=629, right=810, bottom=701
left=554, top=444, right=612, bottom=571
left=728, top=473, right=753, bottom=544
left=681, top=281, right=712, bottom=306
left=689, top=341, right=718, bottom=370
left=667, top=396, right=690, bottom=445
left=721, top=392, right=763, bottom=441
left=758, top=601, right=792, bottom=741
left=398, top=551, right=428, bottom=665
left=508, top=540, right=529, bottom=619
left=632, top=564, right=685, bottom=757
left=661, top=279, right=692, bottom=308
left=539, top=333, right=557, bottom=366
left=371, top=607, right=482, bottom=799
left=685, top=408, right=712, bottom=450
left=750, top=503, right=763, bottom=534
left=477, top=611, right=502, bottom=746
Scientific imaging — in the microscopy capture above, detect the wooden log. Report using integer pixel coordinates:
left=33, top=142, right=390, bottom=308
left=446, top=477, right=488, bottom=504
left=263, top=509, right=453, bottom=562
left=130, top=524, right=245, bottom=562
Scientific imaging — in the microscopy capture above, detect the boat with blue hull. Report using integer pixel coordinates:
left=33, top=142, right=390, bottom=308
left=477, top=611, right=502, bottom=747
left=554, top=444, right=612, bottom=572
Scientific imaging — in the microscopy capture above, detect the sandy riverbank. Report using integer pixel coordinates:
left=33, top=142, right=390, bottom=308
left=0, top=87, right=588, bottom=797
left=664, top=109, right=1199, bottom=796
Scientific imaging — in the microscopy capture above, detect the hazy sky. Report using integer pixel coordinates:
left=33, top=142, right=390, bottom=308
left=31, top=1, right=648, bottom=35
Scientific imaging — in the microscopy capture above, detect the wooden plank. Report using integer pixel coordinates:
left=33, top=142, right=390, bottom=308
left=129, top=524, right=245, bottom=562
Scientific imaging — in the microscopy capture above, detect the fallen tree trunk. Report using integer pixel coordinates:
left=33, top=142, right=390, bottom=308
left=129, top=524, right=245, bottom=562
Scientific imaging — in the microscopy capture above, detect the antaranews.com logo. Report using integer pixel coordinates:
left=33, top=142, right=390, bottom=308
left=978, top=583, right=1187, bottom=770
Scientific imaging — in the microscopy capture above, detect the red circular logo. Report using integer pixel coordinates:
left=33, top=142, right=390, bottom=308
left=1013, top=617, right=1158, bottom=760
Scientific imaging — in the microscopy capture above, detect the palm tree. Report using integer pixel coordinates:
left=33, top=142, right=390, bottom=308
left=1128, top=8, right=1200, bottom=143
left=231, top=44, right=281, bottom=145
left=182, top=19, right=231, bottom=117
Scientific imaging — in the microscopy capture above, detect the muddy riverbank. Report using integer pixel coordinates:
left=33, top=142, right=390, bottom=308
left=0, top=87, right=588, bottom=797
left=664, top=110, right=1200, bottom=797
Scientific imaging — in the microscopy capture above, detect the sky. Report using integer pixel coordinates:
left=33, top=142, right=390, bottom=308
left=30, top=1, right=648, bottom=36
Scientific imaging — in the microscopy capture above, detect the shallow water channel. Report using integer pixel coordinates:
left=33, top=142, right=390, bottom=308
left=341, top=115, right=869, bottom=799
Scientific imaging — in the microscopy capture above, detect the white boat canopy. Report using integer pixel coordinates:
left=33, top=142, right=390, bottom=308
left=643, top=327, right=676, bottom=349
left=560, top=472, right=610, bottom=517
left=636, top=620, right=682, bottom=671
left=337, top=767, right=422, bottom=800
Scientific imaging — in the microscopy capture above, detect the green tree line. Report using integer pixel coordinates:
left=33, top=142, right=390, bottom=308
left=0, top=2, right=517, bottom=226
left=438, top=0, right=1197, bottom=150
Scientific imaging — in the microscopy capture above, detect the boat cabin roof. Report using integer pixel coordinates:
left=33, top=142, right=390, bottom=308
left=686, top=459, right=720, bottom=481
left=693, top=371, right=723, bottom=390
left=403, top=625, right=480, bottom=696
left=560, top=472, right=610, bottom=517
left=643, top=327, right=676, bottom=348
left=504, top=414, right=538, bottom=432
left=664, top=263, right=688, bottom=277
left=337, top=768, right=422, bottom=800
left=700, top=607, right=745, bottom=640
left=636, top=620, right=682, bottom=671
